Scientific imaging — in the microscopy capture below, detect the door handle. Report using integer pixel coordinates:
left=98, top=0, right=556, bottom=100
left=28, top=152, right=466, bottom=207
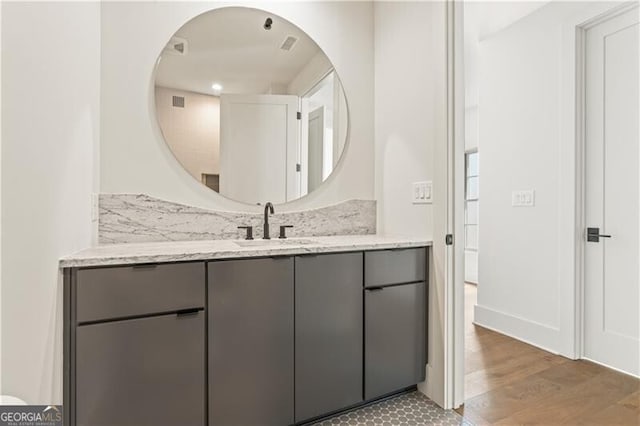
left=587, top=227, right=612, bottom=243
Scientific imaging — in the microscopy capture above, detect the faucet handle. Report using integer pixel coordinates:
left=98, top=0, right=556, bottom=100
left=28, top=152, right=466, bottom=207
left=279, top=225, right=294, bottom=239
left=237, top=226, right=254, bottom=240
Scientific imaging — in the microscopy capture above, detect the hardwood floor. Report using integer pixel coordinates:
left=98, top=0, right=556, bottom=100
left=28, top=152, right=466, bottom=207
left=455, top=283, right=640, bottom=425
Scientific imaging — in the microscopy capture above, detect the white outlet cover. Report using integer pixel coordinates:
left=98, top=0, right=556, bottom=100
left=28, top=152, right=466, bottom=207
left=512, top=190, right=535, bottom=207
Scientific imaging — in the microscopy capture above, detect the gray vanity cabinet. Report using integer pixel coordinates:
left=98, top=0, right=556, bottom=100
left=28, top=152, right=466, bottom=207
left=294, top=253, right=364, bottom=422
left=69, top=262, right=206, bottom=426
left=208, top=257, right=294, bottom=426
left=65, top=245, right=429, bottom=426
left=364, top=282, right=427, bottom=399
left=75, top=262, right=205, bottom=322
left=364, top=249, right=427, bottom=400
left=76, top=312, right=205, bottom=426
left=364, top=247, right=426, bottom=288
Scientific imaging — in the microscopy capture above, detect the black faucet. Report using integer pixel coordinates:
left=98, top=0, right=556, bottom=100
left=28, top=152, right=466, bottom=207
left=263, top=202, right=275, bottom=239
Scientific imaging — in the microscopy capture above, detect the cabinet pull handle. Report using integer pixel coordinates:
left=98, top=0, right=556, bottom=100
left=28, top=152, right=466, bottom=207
left=176, top=308, right=200, bottom=317
left=132, top=264, right=158, bottom=270
left=367, top=286, right=385, bottom=291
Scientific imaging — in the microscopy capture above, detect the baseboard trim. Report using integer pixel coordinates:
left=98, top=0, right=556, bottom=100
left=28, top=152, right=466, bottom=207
left=474, top=304, right=560, bottom=355
left=581, top=357, right=640, bottom=379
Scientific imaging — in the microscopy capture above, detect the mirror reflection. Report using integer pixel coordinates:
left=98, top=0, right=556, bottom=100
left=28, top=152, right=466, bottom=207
left=154, top=7, right=349, bottom=205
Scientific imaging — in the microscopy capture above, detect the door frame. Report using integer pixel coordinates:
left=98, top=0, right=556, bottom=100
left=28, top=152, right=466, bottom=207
left=445, top=0, right=465, bottom=409
left=446, top=0, right=638, bottom=408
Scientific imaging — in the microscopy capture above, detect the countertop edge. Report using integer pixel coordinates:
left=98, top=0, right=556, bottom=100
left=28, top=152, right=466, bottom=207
left=59, top=238, right=432, bottom=269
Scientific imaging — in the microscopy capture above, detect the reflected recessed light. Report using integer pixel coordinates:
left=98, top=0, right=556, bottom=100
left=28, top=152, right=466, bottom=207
left=211, top=83, right=223, bottom=93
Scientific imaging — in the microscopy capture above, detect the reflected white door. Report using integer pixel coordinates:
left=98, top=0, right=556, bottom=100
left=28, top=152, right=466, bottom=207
left=584, top=6, right=639, bottom=376
left=307, top=107, right=324, bottom=193
left=219, top=94, right=299, bottom=204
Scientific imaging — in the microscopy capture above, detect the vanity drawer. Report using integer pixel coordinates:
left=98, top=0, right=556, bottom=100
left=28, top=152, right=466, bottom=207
left=75, top=262, right=205, bottom=323
left=364, top=247, right=426, bottom=288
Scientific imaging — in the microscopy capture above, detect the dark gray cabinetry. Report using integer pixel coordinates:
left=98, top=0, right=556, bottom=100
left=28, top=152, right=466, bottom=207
left=208, top=257, right=294, bottom=426
left=65, top=246, right=428, bottom=426
left=68, top=262, right=206, bottom=426
left=76, top=312, right=205, bottom=426
left=295, top=253, right=363, bottom=422
left=364, top=247, right=426, bottom=288
left=76, top=262, right=204, bottom=322
left=364, top=249, right=427, bottom=400
left=365, top=282, right=426, bottom=399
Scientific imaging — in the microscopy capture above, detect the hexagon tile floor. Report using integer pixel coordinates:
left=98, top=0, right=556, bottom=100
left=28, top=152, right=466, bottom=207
left=313, top=391, right=472, bottom=426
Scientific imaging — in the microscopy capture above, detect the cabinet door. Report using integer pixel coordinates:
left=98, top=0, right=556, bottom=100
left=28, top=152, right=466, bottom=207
left=295, top=253, right=363, bottom=422
left=75, top=312, right=205, bottom=426
left=208, top=258, right=294, bottom=426
left=365, top=282, right=426, bottom=400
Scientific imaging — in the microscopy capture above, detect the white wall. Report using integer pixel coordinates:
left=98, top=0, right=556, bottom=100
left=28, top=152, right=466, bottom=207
left=375, top=2, right=437, bottom=239
left=462, top=2, right=553, bottom=285
left=101, top=1, right=374, bottom=213
left=374, top=1, right=448, bottom=407
left=0, top=0, right=452, bottom=407
left=475, top=1, right=604, bottom=353
left=155, top=86, right=220, bottom=181
left=1, top=2, right=100, bottom=403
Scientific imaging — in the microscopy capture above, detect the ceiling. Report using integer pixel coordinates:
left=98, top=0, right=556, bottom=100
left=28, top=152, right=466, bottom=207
left=155, top=7, right=324, bottom=95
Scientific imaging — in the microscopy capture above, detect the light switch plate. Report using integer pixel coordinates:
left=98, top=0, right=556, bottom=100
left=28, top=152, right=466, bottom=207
left=512, top=190, right=535, bottom=207
left=412, top=181, right=433, bottom=204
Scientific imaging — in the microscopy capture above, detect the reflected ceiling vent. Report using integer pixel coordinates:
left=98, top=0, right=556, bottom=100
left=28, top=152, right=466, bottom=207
left=280, top=36, right=298, bottom=51
left=164, top=36, right=188, bottom=56
left=172, top=96, right=185, bottom=108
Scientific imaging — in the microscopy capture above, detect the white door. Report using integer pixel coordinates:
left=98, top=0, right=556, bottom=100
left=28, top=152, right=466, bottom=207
left=219, top=94, right=299, bottom=204
left=584, top=6, right=639, bottom=377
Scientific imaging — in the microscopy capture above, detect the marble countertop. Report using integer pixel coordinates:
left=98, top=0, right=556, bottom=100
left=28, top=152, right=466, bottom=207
left=60, top=235, right=432, bottom=268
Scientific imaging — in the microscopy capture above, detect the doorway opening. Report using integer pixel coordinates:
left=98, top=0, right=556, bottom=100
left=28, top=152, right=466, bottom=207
left=451, top=0, right=639, bottom=420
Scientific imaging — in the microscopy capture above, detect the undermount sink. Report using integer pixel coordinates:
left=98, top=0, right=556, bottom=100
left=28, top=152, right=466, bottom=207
left=234, top=238, right=315, bottom=248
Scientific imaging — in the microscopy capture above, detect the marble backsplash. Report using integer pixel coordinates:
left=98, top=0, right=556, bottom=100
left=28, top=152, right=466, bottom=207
left=98, top=194, right=376, bottom=244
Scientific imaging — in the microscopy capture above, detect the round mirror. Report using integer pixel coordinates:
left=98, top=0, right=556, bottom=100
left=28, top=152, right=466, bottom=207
left=154, top=7, right=349, bottom=205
